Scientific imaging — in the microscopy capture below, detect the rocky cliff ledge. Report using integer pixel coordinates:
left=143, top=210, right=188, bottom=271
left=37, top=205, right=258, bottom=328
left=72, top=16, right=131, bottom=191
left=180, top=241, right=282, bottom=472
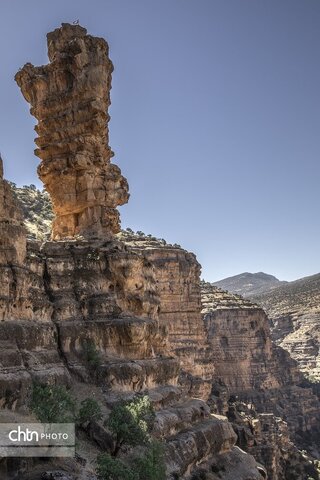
left=118, top=231, right=215, bottom=399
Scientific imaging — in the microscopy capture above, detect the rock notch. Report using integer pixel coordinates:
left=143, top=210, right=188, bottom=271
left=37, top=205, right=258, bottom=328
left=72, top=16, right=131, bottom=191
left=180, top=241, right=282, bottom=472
left=15, top=23, right=129, bottom=240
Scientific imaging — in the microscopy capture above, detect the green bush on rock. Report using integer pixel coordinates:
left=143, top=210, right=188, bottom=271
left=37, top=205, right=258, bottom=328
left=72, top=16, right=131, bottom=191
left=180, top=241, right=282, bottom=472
left=97, top=396, right=165, bottom=480
left=30, top=384, right=76, bottom=423
left=77, top=398, right=103, bottom=425
left=106, top=395, right=155, bottom=456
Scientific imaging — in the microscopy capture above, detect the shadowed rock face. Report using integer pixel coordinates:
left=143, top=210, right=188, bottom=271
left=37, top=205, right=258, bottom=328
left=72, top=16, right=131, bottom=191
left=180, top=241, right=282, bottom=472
left=252, top=274, right=320, bottom=382
left=201, top=282, right=320, bottom=480
left=15, top=23, right=129, bottom=240
left=0, top=157, right=26, bottom=265
left=118, top=232, right=215, bottom=400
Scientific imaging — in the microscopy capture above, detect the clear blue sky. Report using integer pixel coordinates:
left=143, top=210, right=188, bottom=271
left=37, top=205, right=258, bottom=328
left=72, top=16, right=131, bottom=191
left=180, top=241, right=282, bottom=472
left=0, top=0, right=319, bottom=281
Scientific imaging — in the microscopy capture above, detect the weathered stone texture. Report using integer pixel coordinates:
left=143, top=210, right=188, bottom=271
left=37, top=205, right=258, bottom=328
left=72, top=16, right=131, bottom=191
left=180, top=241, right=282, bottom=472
left=202, top=283, right=301, bottom=392
left=119, top=233, right=215, bottom=399
left=0, top=157, right=26, bottom=265
left=15, top=23, right=129, bottom=240
left=252, top=273, right=320, bottom=382
left=201, top=282, right=320, bottom=479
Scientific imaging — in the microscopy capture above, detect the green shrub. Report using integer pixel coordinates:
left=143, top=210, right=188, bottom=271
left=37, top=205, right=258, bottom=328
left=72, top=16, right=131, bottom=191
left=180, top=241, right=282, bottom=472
left=97, top=453, right=137, bottom=480
left=77, top=398, right=102, bottom=425
left=133, top=440, right=166, bottom=480
left=83, top=340, right=102, bottom=369
left=30, top=384, right=75, bottom=423
left=106, top=395, right=155, bottom=456
left=97, top=396, right=165, bottom=480
left=97, top=442, right=165, bottom=480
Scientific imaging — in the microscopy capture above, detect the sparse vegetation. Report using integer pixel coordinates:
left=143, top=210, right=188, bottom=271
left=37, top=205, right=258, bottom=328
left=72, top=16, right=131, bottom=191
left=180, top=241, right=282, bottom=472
left=77, top=398, right=102, bottom=425
left=106, top=395, right=155, bottom=456
left=97, top=396, right=165, bottom=480
left=30, top=384, right=76, bottom=423
left=132, top=440, right=166, bottom=480
left=97, top=453, right=136, bottom=480
left=9, top=182, right=53, bottom=240
left=83, top=339, right=102, bottom=370
left=303, top=373, right=320, bottom=385
left=118, top=228, right=182, bottom=250
left=30, top=383, right=103, bottom=429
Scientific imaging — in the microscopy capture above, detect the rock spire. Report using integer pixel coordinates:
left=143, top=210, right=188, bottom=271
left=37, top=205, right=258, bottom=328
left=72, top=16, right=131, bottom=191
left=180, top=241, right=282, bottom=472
left=15, top=23, right=129, bottom=240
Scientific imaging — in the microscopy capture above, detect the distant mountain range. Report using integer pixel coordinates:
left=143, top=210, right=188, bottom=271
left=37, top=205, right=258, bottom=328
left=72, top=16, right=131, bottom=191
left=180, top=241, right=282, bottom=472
left=212, top=271, right=288, bottom=297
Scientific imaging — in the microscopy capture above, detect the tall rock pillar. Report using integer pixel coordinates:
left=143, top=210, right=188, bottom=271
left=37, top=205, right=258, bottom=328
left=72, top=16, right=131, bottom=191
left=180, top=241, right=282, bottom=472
left=15, top=23, right=129, bottom=240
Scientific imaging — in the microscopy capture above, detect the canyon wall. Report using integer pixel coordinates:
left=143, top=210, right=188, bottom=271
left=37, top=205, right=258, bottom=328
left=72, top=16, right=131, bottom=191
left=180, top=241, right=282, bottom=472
left=201, top=282, right=320, bottom=479
left=118, top=232, right=214, bottom=399
left=0, top=171, right=264, bottom=480
left=252, top=275, right=320, bottom=383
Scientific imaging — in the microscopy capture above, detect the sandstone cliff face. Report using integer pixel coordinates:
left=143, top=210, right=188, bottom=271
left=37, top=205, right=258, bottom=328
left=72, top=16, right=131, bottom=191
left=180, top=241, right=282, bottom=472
left=228, top=402, right=318, bottom=480
left=201, top=282, right=320, bottom=479
left=252, top=274, right=320, bottom=383
left=0, top=162, right=70, bottom=410
left=201, top=283, right=300, bottom=392
left=15, top=23, right=129, bottom=240
left=118, top=231, right=214, bottom=399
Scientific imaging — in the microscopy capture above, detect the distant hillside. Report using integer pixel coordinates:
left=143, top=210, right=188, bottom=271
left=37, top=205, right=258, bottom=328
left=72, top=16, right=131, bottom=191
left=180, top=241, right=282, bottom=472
left=8, top=182, right=53, bottom=240
left=212, top=271, right=287, bottom=296
left=251, top=273, right=320, bottom=318
left=252, top=273, right=320, bottom=382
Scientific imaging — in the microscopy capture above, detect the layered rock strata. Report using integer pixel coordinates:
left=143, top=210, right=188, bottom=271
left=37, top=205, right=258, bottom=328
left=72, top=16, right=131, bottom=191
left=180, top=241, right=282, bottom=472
left=201, top=282, right=320, bottom=478
left=227, top=400, right=319, bottom=480
left=0, top=164, right=69, bottom=409
left=252, top=274, right=320, bottom=382
left=201, top=283, right=300, bottom=392
left=118, top=231, right=215, bottom=399
left=15, top=23, right=129, bottom=240
left=0, top=157, right=26, bottom=265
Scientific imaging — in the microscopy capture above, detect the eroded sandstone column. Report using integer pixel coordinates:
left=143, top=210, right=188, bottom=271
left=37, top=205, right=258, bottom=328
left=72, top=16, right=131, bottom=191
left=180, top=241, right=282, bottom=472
left=15, top=23, right=129, bottom=240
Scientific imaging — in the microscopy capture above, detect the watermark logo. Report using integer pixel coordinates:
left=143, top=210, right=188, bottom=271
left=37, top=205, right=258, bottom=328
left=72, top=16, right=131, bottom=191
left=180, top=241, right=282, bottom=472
left=0, top=423, right=75, bottom=457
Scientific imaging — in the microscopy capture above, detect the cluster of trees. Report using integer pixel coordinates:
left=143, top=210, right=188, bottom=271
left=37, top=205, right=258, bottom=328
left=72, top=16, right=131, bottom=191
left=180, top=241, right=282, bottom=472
left=124, top=228, right=181, bottom=248
left=30, top=384, right=166, bottom=480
